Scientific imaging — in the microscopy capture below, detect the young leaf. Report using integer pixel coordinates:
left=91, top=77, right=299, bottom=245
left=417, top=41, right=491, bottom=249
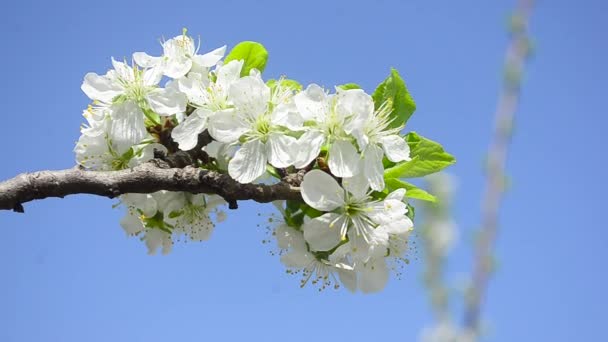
left=372, top=68, right=416, bottom=129
left=337, top=83, right=361, bottom=90
left=267, top=78, right=302, bottom=91
left=385, top=178, right=437, bottom=202
left=384, top=132, right=455, bottom=179
left=224, top=41, right=269, bottom=77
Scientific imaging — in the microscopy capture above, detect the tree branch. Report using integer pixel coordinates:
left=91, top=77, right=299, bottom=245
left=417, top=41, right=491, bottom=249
left=0, top=163, right=302, bottom=213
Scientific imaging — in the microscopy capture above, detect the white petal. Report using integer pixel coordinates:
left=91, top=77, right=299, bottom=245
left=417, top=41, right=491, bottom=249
left=81, top=73, right=123, bottom=103
left=294, top=130, right=326, bottom=168
left=379, top=135, right=411, bottom=162
left=216, top=60, right=243, bottom=90
left=342, top=172, right=369, bottom=199
left=281, top=248, right=313, bottom=268
left=133, top=52, right=160, bottom=68
left=144, top=229, right=172, bottom=255
left=294, top=84, right=329, bottom=121
left=357, top=258, right=389, bottom=293
left=177, top=72, right=210, bottom=105
left=337, top=268, right=357, bottom=292
left=228, top=139, right=267, bottom=183
left=208, top=109, right=250, bottom=143
left=271, top=102, right=305, bottom=131
left=111, top=58, right=134, bottom=81
left=379, top=217, right=413, bottom=235
left=202, top=140, right=223, bottom=159
left=266, top=133, right=296, bottom=168
left=301, top=169, right=345, bottom=211
left=110, top=101, right=148, bottom=154
left=302, top=213, right=345, bottom=251
left=170, top=110, right=210, bottom=151
left=229, top=75, right=270, bottom=118
left=120, top=214, right=145, bottom=235
left=143, top=66, right=163, bottom=86
left=336, top=89, right=374, bottom=133
left=328, top=139, right=360, bottom=178
left=193, top=45, right=227, bottom=67
left=362, top=144, right=385, bottom=191
left=386, top=188, right=406, bottom=201
left=146, top=87, right=187, bottom=116
left=164, top=56, right=193, bottom=79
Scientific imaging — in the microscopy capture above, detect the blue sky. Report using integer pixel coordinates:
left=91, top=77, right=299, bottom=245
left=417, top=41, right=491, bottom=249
left=0, top=0, right=606, bottom=341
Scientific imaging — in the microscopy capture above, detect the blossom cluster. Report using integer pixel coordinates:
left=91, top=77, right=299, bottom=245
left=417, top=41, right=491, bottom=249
left=74, top=30, right=453, bottom=292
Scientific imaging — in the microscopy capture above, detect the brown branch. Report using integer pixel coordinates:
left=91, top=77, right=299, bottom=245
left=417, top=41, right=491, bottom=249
left=0, top=163, right=302, bottom=213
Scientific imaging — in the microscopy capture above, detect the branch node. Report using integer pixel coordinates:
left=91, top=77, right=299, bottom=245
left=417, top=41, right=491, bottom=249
left=228, top=200, right=238, bottom=210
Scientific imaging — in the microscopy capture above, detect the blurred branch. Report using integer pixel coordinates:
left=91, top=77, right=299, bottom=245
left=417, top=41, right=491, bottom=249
left=463, top=0, right=535, bottom=332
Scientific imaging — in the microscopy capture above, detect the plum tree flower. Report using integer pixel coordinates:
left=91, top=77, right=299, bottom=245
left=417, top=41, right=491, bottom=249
left=74, top=101, right=163, bottom=170
left=170, top=60, right=244, bottom=150
left=119, top=191, right=186, bottom=255
left=353, top=100, right=412, bottom=191
left=293, top=86, right=370, bottom=177
left=11, top=30, right=456, bottom=293
left=277, top=222, right=356, bottom=291
left=208, top=73, right=299, bottom=183
left=166, top=194, right=226, bottom=241
left=133, top=30, right=226, bottom=79
left=81, top=58, right=186, bottom=119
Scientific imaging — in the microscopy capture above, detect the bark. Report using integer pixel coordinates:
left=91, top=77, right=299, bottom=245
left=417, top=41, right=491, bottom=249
left=0, top=163, right=302, bottom=213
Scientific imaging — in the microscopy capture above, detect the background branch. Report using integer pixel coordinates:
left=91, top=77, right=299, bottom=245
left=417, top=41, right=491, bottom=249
left=463, top=0, right=534, bottom=333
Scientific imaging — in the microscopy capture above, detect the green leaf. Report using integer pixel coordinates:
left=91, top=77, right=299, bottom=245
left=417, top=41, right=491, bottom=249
left=372, top=68, right=416, bottom=128
left=301, top=204, right=324, bottom=219
left=385, top=178, right=437, bottom=202
left=337, top=83, right=361, bottom=90
left=267, top=78, right=302, bottom=91
left=406, top=203, right=415, bottom=221
left=266, top=165, right=281, bottom=179
left=224, top=41, right=269, bottom=77
left=384, top=132, right=455, bottom=179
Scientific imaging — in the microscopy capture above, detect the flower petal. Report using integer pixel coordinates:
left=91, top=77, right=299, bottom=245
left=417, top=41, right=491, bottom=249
left=110, top=101, right=148, bottom=153
left=164, top=56, right=193, bottom=79
left=336, top=89, right=374, bottom=133
left=302, top=213, right=345, bottom=251
left=193, top=45, right=227, bottom=67
left=146, top=87, right=187, bottom=116
left=228, top=139, right=267, bottom=183
left=294, top=84, right=329, bottom=121
left=362, top=144, right=385, bottom=191
left=294, top=130, right=326, bottom=168
left=301, top=170, right=345, bottom=211
left=357, top=258, right=389, bottom=293
left=342, top=172, right=369, bottom=199
left=266, top=133, right=296, bottom=168
left=133, top=52, right=160, bottom=68
left=379, top=135, right=411, bottom=162
left=170, top=109, right=211, bottom=151
left=120, top=214, right=145, bottom=235
left=81, top=73, right=123, bottom=103
left=328, top=139, right=360, bottom=178
left=216, top=60, right=243, bottom=91
left=229, top=75, right=270, bottom=118
left=208, top=109, right=250, bottom=143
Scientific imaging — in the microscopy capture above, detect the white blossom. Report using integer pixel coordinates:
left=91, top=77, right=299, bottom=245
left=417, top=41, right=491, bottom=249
left=81, top=58, right=186, bottom=117
left=170, top=60, right=243, bottom=150
left=133, top=31, right=226, bottom=79
left=293, top=86, right=371, bottom=177
left=208, top=73, right=299, bottom=183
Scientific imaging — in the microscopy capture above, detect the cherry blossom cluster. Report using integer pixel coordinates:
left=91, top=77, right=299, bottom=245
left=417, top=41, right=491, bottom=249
left=74, top=30, right=454, bottom=292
